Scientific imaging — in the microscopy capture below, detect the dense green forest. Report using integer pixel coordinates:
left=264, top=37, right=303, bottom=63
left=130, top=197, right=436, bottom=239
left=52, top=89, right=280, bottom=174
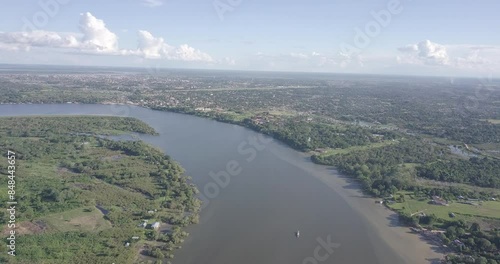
left=0, top=116, right=198, bottom=264
left=0, top=116, right=158, bottom=137
left=417, top=158, right=500, bottom=188
left=312, top=138, right=439, bottom=196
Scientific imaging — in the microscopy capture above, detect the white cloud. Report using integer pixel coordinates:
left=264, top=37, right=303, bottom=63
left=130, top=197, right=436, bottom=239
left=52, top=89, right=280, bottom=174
left=0, top=31, right=79, bottom=50
left=79, top=12, right=118, bottom=52
left=175, top=44, right=213, bottom=62
left=0, top=13, right=118, bottom=54
left=130, top=30, right=213, bottom=62
left=135, top=30, right=173, bottom=58
left=448, top=45, right=500, bottom=66
left=398, top=40, right=449, bottom=65
left=0, top=12, right=213, bottom=62
left=398, top=40, right=500, bottom=73
left=141, top=0, right=163, bottom=7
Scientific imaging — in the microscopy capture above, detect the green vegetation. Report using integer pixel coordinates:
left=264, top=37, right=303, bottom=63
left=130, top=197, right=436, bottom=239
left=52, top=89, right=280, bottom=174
left=0, top=116, right=199, bottom=264
left=388, top=192, right=500, bottom=222
left=0, top=115, right=158, bottom=137
left=312, top=138, right=439, bottom=196
left=441, top=222, right=500, bottom=264
left=1, top=69, right=499, bottom=262
left=40, top=207, right=112, bottom=233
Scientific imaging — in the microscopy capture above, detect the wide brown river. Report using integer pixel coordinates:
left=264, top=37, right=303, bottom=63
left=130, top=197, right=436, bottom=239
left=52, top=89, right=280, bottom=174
left=1, top=104, right=410, bottom=264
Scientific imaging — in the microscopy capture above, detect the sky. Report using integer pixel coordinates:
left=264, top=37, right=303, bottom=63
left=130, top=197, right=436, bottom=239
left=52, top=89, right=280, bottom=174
left=0, top=0, right=499, bottom=77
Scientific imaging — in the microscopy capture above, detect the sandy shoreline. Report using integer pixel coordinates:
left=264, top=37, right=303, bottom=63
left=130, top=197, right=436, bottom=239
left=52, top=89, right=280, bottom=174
left=291, top=152, right=446, bottom=264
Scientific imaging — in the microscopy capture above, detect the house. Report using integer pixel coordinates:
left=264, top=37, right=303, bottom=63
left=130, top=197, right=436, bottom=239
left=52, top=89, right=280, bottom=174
left=131, top=236, right=140, bottom=240
left=125, top=242, right=130, bottom=247
left=151, top=222, right=161, bottom=230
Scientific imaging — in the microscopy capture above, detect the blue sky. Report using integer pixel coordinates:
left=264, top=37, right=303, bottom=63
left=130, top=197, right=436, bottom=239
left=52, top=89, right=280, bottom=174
left=0, top=0, right=499, bottom=76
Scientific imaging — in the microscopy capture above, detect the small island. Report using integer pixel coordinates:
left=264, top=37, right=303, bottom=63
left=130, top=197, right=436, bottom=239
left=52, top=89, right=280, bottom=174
left=0, top=116, right=200, bottom=264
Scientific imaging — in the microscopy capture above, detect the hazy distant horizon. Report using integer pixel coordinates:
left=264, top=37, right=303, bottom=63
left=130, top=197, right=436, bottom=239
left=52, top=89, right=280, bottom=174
left=1, top=63, right=498, bottom=80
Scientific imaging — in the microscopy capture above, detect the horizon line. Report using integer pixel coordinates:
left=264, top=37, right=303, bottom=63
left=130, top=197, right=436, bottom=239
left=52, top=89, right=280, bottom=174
left=0, top=62, right=498, bottom=80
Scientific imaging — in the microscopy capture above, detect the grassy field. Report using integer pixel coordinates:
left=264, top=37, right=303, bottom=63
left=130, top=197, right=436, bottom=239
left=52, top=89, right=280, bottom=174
left=41, top=207, right=112, bottom=233
left=313, top=140, right=398, bottom=156
left=219, top=110, right=254, bottom=121
left=388, top=192, right=500, bottom=223
left=415, top=178, right=500, bottom=197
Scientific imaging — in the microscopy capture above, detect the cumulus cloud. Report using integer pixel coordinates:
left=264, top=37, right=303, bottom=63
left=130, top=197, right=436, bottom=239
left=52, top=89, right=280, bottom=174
left=398, top=40, right=449, bottom=65
left=0, top=12, right=213, bottom=62
left=79, top=12, right=118, bottom=52
left=398, top=40, right=500, bottom=72
left=131, top=30, right=213, bottom=61
left=135, top=30, right=173, bottom=58
left=0, top=13, right=118, bottom=54
left=0, top=31, right=79, bottom=50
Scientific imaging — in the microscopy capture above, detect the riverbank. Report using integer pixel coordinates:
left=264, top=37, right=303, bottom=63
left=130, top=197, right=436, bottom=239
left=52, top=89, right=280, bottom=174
left=150, top=105, right=446, bottom=263
left=308, top=166, right=446, bottom=264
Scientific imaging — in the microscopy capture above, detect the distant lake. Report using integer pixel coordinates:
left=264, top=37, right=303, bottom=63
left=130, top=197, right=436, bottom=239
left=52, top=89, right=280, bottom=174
left=0, top=104, right=408, bottom=264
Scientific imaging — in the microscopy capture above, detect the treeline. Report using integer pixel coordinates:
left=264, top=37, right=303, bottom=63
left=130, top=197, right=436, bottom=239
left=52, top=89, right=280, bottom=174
left=254, top=120, right=379, bottom=151
left=417, top=157, right=500, bottom=188
left=427, top=119, right=500, bottom=144
left=312, top=138, right=438, bottom=196
left=0, top=116, right=158, bottom=137
left=443, top=222, right=500, bottom=263
left=157, top=106, right=397, bottom=152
